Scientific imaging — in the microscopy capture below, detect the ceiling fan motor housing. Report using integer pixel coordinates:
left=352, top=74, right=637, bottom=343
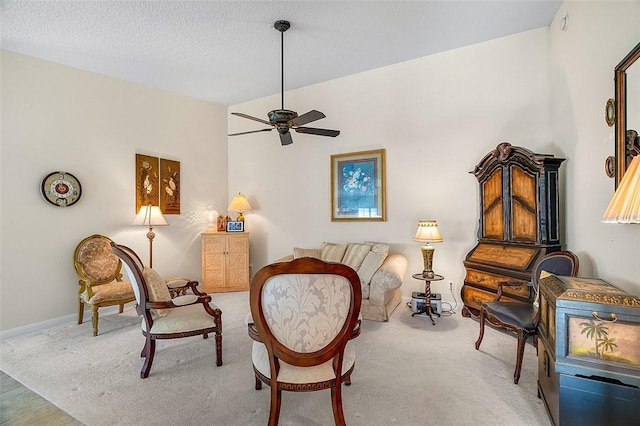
left=268, top=109, right=298, bottom=123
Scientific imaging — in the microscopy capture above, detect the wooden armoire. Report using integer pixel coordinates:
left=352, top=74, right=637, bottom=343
left=462, top=143, right=565, bottom=317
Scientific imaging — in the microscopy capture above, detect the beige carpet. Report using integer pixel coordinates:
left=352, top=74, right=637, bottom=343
left=0, top=292, right=550, bottom=425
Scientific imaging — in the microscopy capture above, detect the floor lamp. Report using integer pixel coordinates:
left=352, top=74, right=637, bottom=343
left=132, top=204, right=168, bottom=268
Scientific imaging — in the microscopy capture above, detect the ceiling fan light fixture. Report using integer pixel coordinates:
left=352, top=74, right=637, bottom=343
left=228, top=19, right=340, bottom=146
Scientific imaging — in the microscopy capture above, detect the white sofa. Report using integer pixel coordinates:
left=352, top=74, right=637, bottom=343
left=278, top=241, right=408, bottom=321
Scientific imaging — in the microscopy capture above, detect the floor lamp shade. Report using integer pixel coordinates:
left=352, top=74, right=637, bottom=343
left=132, top=205, right=168, bottom=268
left=602, top=155, right=640, bottom=223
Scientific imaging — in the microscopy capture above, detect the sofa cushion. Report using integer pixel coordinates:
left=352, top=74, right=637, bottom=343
left=342, top=243, right=372, bottom=271
left=320, top=242, right=348, bottom=263
left=365, top=241, right=390, bottom=257
left=358, top=251, right=387, bottom=292
left=293, top=247, right=321, bottom=259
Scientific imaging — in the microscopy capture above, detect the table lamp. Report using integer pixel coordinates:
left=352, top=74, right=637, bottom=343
left=204, top=206, right=219, bottom=231
left=132, top=204, right=168, bottom=268
left=602, top=154, right=640, bottom=223
left=227, top=193, right=252, bottom=222
left=414, top=220, right=443, bottom=279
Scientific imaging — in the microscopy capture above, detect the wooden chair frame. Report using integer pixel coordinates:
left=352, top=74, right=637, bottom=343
left=475, top=250, right=579, bottom=384
left=248, top=257, right=362, bottom=426
left=111, top=242, right=222, bottom=378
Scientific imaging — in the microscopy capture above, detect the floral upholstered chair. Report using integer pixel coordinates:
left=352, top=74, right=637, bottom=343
left=247, top=257, right=362, bottom=426
left=111, top=242, right=222, bottom=379
left=73, top=234, right=136, bottom=336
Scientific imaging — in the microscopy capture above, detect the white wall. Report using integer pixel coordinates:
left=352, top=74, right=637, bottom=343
left=0, top=51, right=229, bottom=331
left=229, top=28, right=554, bottom=302
left=549, top=1, right=640, bottom=292
left=229, top=1, right=640, bottom=303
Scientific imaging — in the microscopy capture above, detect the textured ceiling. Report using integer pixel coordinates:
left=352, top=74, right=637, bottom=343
left=1, top=1, right=562, bottom=106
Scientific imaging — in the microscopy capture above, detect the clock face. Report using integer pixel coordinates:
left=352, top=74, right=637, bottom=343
left=41, top=171, right=82, bottom=207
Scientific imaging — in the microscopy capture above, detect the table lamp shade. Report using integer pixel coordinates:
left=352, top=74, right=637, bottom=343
left=228, top=193, right=252, bottom=222
left=602, top=155, right=640, bottom=223
left=414, top=220, right=443, bottom=279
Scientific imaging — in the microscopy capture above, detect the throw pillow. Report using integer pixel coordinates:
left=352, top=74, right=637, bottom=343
left=365, top=241, right=390, bottom=256
left=358, top=250, right=388, bottom=293
left=320, top=242, right=348, bottom=263
left=342, top=243, right=372, bottom=271
left=142, top=267, right=172, bottom=317
left=293, top=247, right=321, bottom=259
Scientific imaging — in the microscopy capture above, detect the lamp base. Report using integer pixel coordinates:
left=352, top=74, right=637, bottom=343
left=421, top=244, right=436, bottom=279
left=235, top=211, right=245, bottom=222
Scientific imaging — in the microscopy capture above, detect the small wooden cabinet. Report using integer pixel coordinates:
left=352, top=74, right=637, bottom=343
left=462, top=143, right=565, bottom=317
left=538, top=274, right=640, bottom=426
left=201, top=231, right=249, bottom=293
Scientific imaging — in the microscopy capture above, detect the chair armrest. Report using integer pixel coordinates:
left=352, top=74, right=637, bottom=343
left=494, top=280, right=532, bottom=301
left=247, top=322, right=262, bottom=342
left=146, top=294, right=212, bottom=309
left=349, top=319, right=362, bottom=340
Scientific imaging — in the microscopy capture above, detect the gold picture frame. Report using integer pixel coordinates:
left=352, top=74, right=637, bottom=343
left=331, top=149, right=386, bottom=221
left=160, top=158, right=180, bottom=214
left=135, top=154, right=159, bottom=213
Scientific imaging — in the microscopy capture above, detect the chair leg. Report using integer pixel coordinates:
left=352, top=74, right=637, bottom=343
left=214, top=311, right=223, bottom=366
left=118, top=303, right=124, bottom=314
left=255, top=374, right=262, bottom=390
left=331, top=380, right=346, bottom=426
left=78, top=300, right=84, bottom=325
left=268, top=384, right=282, bottom=426
left=141, top=337, right=156, bottom=379
left=91, top=306, right=99, bottom=336
left=344, top=371, right=352, bottom=386
left=514, top=330, right=528, bottom=384
left=475, top=307, right=486, bottom=350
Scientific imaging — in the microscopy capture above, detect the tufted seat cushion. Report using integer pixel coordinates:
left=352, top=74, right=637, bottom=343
left=81, top=282, right=134, bottom=305
left=143, top=303, right=220, bottom=334
left=481, top=301, right=537, bottom=331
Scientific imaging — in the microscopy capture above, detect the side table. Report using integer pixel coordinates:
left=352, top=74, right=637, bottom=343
left=411, top=273, right=444, bottom=325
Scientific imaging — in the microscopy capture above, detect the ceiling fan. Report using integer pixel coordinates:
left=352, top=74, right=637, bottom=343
left=228, top=20, right=340, bottom=146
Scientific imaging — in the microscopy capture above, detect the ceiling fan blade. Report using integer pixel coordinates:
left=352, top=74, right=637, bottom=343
left=279, top=131, right=293, bottom=146
left=231, top=112, right=273, bottom=126
left=289, top=110, right=326, bottom=126
left=228, top=128, right=273, bottom=136
left=294, top=127, right=340, bottom=137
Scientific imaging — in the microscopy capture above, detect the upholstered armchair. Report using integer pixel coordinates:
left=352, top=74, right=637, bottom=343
left=73, top=234, right=136, bottom=336
left=247, top=257, right=362, bottom=426
left=111, top=242, right=222, bottom=378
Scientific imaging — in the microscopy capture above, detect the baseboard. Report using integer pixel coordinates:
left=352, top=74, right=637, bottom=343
left=0, top=306, right=124, bottom=340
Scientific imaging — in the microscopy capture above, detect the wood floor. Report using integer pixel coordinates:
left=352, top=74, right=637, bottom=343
left=1, top=370, right=83, bottom=425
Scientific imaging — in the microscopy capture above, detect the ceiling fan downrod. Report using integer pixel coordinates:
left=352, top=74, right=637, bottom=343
left=274, top=20, right=290, bottom=110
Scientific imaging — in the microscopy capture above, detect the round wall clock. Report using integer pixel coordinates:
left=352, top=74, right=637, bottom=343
left=41, top=171, right=82, bottom=207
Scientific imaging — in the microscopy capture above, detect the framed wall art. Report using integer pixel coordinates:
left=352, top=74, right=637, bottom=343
left=226, top=220, right=244, bottom=232
left=331, top=149, right=386, bottom=221
left=160, top=158, right=181, bottom=214
left=135, top=154, right=159, bottom=213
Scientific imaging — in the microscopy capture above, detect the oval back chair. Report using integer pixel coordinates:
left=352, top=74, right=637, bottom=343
left=248, top=257, right=362, bottom=426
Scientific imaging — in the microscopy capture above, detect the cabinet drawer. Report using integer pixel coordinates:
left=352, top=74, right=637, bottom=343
left=465, top=268, right=531, bottom=298
left=559, top=374, right=640, bottom=426
left=462, top=285, right=523, bottom=314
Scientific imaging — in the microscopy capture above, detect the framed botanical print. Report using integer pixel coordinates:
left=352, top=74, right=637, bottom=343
left=331, top=149, right=386, bottom=221
left=160, top=158, right=180, bottom=214
left=135, top=154, right=159, bottom=213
